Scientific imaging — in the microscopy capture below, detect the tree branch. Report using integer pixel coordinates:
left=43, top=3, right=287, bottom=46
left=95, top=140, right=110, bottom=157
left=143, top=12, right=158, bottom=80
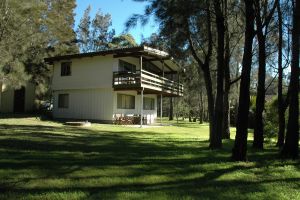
left=229, top=76, right=241, bottom=85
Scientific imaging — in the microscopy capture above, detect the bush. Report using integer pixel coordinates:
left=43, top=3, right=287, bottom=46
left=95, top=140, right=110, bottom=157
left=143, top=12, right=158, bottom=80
left=264, top=97, right=278, bottom=139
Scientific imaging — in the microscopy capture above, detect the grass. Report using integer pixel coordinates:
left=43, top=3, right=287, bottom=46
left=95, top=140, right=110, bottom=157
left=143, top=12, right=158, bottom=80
left=0, top=115, right=299, bottom=200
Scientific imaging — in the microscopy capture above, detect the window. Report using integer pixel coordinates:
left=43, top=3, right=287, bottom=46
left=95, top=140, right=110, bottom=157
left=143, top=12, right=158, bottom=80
left=61, top=62, right=71, bottom=76
left=117, top=94, right=135, bottom=109
left=119, top=60, right=136, bottom=73
left=143, top=62, right=161, bottom=75
left=58, top=94, right=69, bottom=108
left=143, top=97, right=155, bottom=110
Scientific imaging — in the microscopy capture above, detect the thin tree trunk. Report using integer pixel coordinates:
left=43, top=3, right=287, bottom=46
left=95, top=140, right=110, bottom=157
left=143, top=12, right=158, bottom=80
left=253, top=0, right=266, bottom=150
left=199, top=89, right=204, bottom=124
left=211, top=0, right=225, bottom=149
left=223, top=90, right=230, bottom=139
left=253, top=0, right=278, bottom=150
left=253, top=32, right=266, bottom=150
left=276, top=0, right=285, bottom=147
left=223, top=0, right=231, bottom=139
left=232, top=0, right=255, bottom=161
left=202, top=67, right=215, bottom=133
left=281, top=0, right=299, bottom=159
left=187, top=1, right=215, bottom=143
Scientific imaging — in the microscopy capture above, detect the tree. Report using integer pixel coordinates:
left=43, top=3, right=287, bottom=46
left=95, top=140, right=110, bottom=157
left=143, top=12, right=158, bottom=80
left=108, top=34, right=137, bottom=49
left=211, top=0, right=226, bottom=148
left=223, top=0, right=231, bottom=139
left=253, top=0, right=277, bottom=149
left=281, top=0, right=299, bottom=159
left=77, top=6, right=115, bottom=52
left=222, top=0, right=245, bottom=139
left=141, top=33, right=169, bottom=51
left=0, top=0, right=78, bottom=102
left=126, top=0, right=220, bottom=148
left=0, top=0, right=40, bottom=88
left=276, top=0, right=285, bottom=147
left=32, top=0, right=78, bottom=99
left=77, top=6, right=91, bottom=53
left=232, top=0, right=256, bottom=161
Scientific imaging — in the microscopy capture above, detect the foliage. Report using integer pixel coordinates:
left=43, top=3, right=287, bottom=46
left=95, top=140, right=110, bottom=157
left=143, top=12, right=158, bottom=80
left=76, top=6, right=115, bottom=52
left=108, top=33, right=137, bottom=49
left=264, top=97, right=279, bottom=139
left=0, top=0, right=78, bottom=102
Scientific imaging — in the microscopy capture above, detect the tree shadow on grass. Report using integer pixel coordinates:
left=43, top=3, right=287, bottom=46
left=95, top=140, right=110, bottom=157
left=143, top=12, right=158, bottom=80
left=0, top=123, right=299, bottom=199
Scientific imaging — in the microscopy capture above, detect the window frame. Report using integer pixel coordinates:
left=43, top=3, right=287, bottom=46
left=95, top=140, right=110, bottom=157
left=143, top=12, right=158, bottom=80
left=61, top=62, right=72, bottom=76
left=117, top=94, right=135, bottom=109
left=58, top=94, right=69, bottom=109
left=143, top=97, right=155, bottom=110
left=118, top=60, right=136, bottom=73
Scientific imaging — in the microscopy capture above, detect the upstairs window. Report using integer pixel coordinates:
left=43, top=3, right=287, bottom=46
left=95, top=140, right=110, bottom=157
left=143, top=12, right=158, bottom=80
left=119, top=60, right=136, bottom=73
left=143, top=62, right=161, bottom=75
left=61, top=62, right=71, bottom=76
left=117, top=94, right=135, bottom=109
left=58, top=94, right=69, bottom=108
left=143, top=97, right=155, bottom=110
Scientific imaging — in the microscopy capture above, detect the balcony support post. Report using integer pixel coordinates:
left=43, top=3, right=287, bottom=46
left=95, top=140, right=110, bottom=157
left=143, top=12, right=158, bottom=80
left=160, top=60, right=164, bottom=125
left=140, top=87, right=144, bottom=128
left=177, top=72, right=180, bottom=95
left=160, top=94, right=163, bottom=125
left=140, top=56, right=143, bottom=128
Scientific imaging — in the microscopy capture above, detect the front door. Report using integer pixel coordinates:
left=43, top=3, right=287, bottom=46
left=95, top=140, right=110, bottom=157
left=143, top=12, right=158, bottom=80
left=14, top=87, right=25, bottom=113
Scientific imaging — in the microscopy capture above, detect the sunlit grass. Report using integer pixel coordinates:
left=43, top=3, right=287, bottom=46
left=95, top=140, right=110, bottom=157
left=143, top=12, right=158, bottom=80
left=0, top=115, right=299, bottom=200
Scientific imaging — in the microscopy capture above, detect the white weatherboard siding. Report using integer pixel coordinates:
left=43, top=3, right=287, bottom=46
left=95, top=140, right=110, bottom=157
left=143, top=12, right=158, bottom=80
left=53, top=88, right=114, bottom=121
left=52, top=55, right=158, bottom=123
left=113, top=91, right=157, bottom=124
left=52, top=55, right=114, bottom=90
left=0, top=86, right=14, bottom=113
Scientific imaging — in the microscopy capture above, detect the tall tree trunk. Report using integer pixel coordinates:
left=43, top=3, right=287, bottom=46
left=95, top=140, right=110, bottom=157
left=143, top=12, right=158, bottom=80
left=223, top=0, right=231, bottom=139
left=202, top=67, right=215, bottom=137
left=253, top=0, right=266, bottom=150
left=253, top=0, right=278, bottom=149
left=281, top=0, right=299, bottom=159
left=223, top=89, right=230, bottom=139
left=232, top=0, right=255, bottom=161
left=199, top=89, right=204, bottom=124
left=253, top=32, right=266, bottom=150
left=276, top=0, right=285, bottom=147
left=187, top=1, right=215, bottom=143
left=211, top=0, right=225, bottom=149
left=169, top=97, right=173, bottom=120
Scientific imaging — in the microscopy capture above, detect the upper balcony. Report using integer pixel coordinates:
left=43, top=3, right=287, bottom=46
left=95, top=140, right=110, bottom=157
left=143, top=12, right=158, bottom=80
left=113, top=69, right=183, bottom=97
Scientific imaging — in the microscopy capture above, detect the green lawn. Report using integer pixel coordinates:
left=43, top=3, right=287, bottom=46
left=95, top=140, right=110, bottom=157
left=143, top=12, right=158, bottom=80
left=0, top=116, right=299, bottom=200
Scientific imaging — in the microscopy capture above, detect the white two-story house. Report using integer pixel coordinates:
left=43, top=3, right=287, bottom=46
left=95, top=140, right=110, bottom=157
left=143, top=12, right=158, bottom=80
left=45, top=46, right=183, bottom=124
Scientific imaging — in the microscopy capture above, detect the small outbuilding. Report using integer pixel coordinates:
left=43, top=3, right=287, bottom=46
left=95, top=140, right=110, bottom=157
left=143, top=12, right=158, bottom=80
left=0, top=82, right=36, bottom=113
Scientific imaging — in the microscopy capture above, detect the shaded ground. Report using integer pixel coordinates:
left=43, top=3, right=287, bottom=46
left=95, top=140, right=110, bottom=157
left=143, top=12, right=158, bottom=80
left=0, top=116, right=299, bottom=200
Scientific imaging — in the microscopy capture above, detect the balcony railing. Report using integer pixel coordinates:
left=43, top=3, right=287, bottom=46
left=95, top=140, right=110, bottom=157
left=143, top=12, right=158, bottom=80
left=113, top=70, right=183, bottom=96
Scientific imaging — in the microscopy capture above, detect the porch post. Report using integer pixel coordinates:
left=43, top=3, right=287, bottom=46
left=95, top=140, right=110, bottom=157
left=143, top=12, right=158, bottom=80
left=141, top=87, right=144, bottom=128
left=160, top=60, right=164, bottom=124
left=177, top=71, right=180, bottom=95
left=160, top=94, right=163, bottom=124
left=140, top=56, right=143, bottom=128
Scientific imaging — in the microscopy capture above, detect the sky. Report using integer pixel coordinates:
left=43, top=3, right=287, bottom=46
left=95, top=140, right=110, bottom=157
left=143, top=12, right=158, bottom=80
left=75, top=0, right=158, bottom=44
